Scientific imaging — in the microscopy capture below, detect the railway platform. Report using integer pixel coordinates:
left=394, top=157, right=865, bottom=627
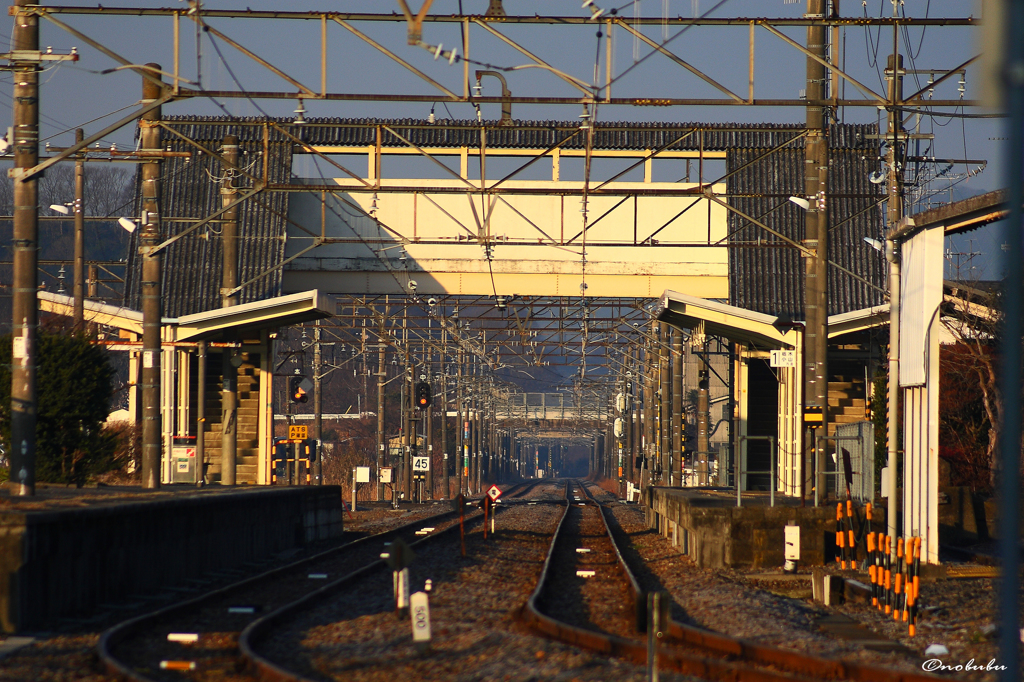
left=645, top=486, right=879, bottom=570
left=0, top=484, right=343, bottom=633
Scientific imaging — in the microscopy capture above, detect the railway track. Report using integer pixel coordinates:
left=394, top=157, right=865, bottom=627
left=523, top=481, right=946, bottom=682
left=98, top=479, right=950, bottom=682
left=97, top=480, right=543, bottom=682
left=240, top=478, right=570, bottom=681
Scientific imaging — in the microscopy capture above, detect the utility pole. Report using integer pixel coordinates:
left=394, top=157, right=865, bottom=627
left=440, top=327, right=449, bottom=499
left=220, top=133, right=240, bottom=307
left=457, top=345, right=464, bottom=495
left=9, top=0, right=40, bottom=494
left=805, top=0, right=829, bottom=504
left=885, top=46, right=903, bottom=548
left=376, top=322, right=386, bottom=500
left=671, top=329, right=683, bottom=487
left=313, top=322, right=323, bottom=485
left=659, top=322, right=670, bottom=486
left=426, top=369, right=434, bottom=498
left=196, top=341, right=207, bottom=486
left=697, top=355, right=710, bottom=485
left=73, top=128, right=85, bottom=329
left=139, top=64, right=164, bottom=489
left=643, top=324, right=657, bottom=491
left=220, top=134, right=239, bottom=486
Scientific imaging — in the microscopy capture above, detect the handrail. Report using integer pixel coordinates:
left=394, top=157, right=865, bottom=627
left=737, top=435, right=776, bottom=507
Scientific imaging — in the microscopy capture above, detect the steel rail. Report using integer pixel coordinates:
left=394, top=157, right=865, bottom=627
left=521, top=482, right=945, bottom=682
left=95, top=498, right=506, bottom=682
left=238, top=479, right=558, bottom=681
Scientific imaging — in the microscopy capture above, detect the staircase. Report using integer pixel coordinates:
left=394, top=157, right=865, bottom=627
left=201, top=359, right=261, bottom=484
left=827, top=374, right=868, bottom=436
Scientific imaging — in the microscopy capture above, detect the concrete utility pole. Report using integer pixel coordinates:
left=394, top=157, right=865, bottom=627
left=9, top=0, right=40, bottom=495
left=671, top=330, right=683, bottom=486
left=313, top=322, right=323, bottom=485
left=139, top=64, right=164, bottom=489
left=697, top=363, right=710, bottom=486
left=659, top=322, right=671, bottom=485
left=457, top=346, right=464, bottom=495
left=376, top=327, right=386, bottom=500
left=427, top=378, right=434, bottom=497
left=196, top=341, right=207, bottom=486
left=73, top=128, right=85, bottom=329
left=220, top=134, right=239, bottom=486
left=643, top=325, right=656, bottom=491
left=884, top=49, right=903, bottom=547
left=805, top=0, right=829, bottom=504
left=220, top=133, right=240, bottom=307
left=440, top=328, right=449, bottom=499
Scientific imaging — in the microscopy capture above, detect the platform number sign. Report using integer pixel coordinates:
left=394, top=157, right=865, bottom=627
left=412, top=456, right=430, bottom=472
left=769, top=349, right=796, bottom=368
left=486, top=484, right=502, bottom=501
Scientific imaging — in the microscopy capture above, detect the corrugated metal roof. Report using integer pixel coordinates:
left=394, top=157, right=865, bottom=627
left=727, top=125, right=887, bottom=318
left=147, top=116, right=876, bottom=152
left=299, top=118, right=877, bottom=151
left=124, top=119, right=292, bottom=317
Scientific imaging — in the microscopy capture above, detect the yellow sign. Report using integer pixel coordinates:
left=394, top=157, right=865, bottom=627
left=289, top=424, right=309, bottom=440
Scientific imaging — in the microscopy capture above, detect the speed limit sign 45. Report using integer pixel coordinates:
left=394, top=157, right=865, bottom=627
left=412, top=456, right=430, bottom=472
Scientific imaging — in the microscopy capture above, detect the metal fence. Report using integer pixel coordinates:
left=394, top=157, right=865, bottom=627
left=828, top=420, right=876, bottom=502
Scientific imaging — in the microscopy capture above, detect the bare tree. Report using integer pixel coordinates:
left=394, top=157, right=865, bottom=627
left=0, top=164, right=133, bottom=216
left=941, top=281, right=1003, bottom=488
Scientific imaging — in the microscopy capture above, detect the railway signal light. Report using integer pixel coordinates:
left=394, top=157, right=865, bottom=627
left=415, top=381, right=431, bottom=409
left=289, top=375, right=309, bottom=403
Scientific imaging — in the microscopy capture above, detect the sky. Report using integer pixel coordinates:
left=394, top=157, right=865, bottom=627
left=3, top=0, right=1008, bottom=275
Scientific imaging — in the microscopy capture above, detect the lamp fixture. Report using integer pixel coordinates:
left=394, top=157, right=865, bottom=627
left=863, top=237, right=884, bottom=252
left=49, top=204, right=70, bottom=215
left=788, top=196, right=810, bottom=210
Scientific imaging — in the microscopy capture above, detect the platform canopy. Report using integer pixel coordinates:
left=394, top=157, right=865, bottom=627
left=655, top=290, right=798, bottom=349
left=38, top=292, right=144, bottom=336
left=175, top=290, right=332, bottom=342
left=827, top=304, right=889, bottom=338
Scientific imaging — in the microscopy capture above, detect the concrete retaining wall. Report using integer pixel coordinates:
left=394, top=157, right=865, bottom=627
left=0, top=486, right=343, bottom=633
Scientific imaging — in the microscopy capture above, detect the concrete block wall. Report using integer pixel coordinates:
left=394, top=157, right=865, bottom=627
left=0, top=486, right=343, bottom=633
left=646, top=487, right=890, bottom=570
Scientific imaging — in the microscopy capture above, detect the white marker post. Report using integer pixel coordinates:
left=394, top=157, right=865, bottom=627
left=410, top=590, right=432, bottom=652
left=397, top=567, right=410, bottom=614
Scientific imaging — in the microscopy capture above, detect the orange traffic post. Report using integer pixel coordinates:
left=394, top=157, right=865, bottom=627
left=883, top=535, right=892, bottom=614
left=846, top=499, right=857, bottom=569
left=893, top=571, right=903, bottom=620
left=867, top=532, right=878, bottom=606
left=836, top=503, right=846, bottom=569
